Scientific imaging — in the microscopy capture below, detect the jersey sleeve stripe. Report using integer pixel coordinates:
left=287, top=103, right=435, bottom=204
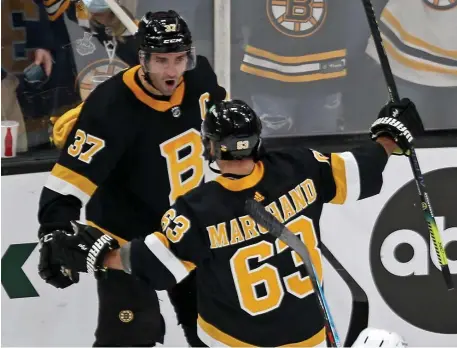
left=144, top=233, right=192, bottom=283
left=45, top=0, right=70, bottom=21
left=45, top=163, right=97, bottom=204
left=382, top=8, right=457, bottom=60
left=43, top=0, right=59, bottom=6
left=181, top=260, right=197, bottom=273
left=245, top=45, right=346, bottom=64
left=241, top=45, right=347, bottom=82
left=329, top=152, right=360, bottom=204
left=153, top=232, right=197, bottom=272
left=197, top=315, right=326, bottom=347
left=86, top=220, right=128, bottom=246
left=197, top=315, right=251, bottom=347
left=240, top=64, right=347, bottom=83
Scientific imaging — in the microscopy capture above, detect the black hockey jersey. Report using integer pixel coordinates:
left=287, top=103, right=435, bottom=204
left=129, top=142, right=389, bottom=346
left=232, top=0, right=364, bottom=98
left=38, top=56, right=227, bottom=243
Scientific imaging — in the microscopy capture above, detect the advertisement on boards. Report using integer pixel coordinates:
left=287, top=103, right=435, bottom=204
left=322, top=147, right=457, bottom=346
left=2, top=148, right=456, bottom=346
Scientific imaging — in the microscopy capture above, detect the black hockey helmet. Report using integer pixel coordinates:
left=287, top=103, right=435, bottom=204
left=137, top=10, right=196, bottom=70
left=202, top=99, right=263, bottom=163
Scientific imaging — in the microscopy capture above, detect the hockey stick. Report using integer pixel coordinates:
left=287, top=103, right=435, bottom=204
left=245, top=199, right=341, bottom=347
left=320, top=243, right=369, bottom=347
left=361, top=0, right=454, bottom=291
left=104, top=0, right=138, bottom=35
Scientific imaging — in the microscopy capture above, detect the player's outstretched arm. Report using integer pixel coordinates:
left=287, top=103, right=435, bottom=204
left=310, top=99, right=424, bottom=205
left=48, top=198, right=207, bottom=289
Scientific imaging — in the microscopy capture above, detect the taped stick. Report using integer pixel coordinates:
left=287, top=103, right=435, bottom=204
left=361, top=0, right=453, bottom=290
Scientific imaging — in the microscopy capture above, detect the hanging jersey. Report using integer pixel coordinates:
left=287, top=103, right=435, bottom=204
left=233, top=0, right=362, bottom=97
left=1, top=0, right=41, bottom=74
left=129, top=142, right=389, bottom=346
left=366, top=0, right=457, bottom=87
left=38, top=56, right=227, bottom=243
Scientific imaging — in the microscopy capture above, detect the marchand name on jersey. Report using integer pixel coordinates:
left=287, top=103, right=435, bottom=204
left=206, top=178, right=317, bottom=249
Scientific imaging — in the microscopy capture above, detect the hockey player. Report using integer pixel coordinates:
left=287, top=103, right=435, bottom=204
left=37, top=10, right=226, bottom=347
left=42, top=97, right=423, bottom=346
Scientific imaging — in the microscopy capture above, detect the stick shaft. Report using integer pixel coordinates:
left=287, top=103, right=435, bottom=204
left=279, top=229, right=341, bottom=347
left=104, top=0, right=138, bottom=34
left=245, top=200, right=341, bottom=346
left=361, top=0, right=453, bottom=290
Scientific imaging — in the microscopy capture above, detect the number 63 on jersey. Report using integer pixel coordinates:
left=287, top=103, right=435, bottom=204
left=230, top=215, right=323, bottom=316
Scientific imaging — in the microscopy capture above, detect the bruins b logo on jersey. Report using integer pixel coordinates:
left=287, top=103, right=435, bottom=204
left=160, top=129, right=205, bottom=204
left=267, top=0, right=327, bottom=37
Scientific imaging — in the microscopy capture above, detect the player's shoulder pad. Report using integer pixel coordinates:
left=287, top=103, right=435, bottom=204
left=175, top=181, right=222, bottom=213
left=266, top=147, right=329, bottom=167
left=194, top=55, right=213, bottom=72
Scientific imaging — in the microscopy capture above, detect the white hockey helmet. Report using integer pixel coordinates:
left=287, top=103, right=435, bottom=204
left=352, top=328, right=407, bottom=347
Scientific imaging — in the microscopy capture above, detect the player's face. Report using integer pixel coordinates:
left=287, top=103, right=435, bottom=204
left=147, top=52, right=188, bottom=96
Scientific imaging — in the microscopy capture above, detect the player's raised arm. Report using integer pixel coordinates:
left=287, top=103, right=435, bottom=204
left=125, top=197, right=209, bottom=289
left=37, top=84, right=137, bottom=288
left=312, top=98, right=424, bottom=205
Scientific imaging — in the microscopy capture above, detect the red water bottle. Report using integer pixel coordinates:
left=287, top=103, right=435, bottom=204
left=4, top=127, right=13, bottom=157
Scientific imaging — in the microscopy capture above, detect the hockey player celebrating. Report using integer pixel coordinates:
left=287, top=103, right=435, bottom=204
left=37, top=10, right=226, bottom=347
left=42, top=98, right=423, bottom=346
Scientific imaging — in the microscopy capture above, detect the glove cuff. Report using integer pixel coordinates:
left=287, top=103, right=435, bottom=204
left=87, top=234, right=119, bottom=274
left=38, top=222, right=73, bottom=237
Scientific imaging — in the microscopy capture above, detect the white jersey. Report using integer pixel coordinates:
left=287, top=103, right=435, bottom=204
left=366, top=0, right=457, bottom=87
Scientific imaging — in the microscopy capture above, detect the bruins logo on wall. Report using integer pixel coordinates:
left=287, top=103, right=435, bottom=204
left=75, top=59, right=129, bottom=101
left=423, top=0, right=457, bottom=10
left=267, top=0, right=327, bottom=37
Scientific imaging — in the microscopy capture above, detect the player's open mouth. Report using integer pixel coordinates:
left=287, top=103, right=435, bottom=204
left=165, top=80, right=175, bottom=87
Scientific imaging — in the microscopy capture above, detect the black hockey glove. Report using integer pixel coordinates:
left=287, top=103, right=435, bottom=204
left=38, top=229, right=80, bottom=289
left=370, top=98, right=424, bottom=156
left=50, top=222, right=120, bottom=279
